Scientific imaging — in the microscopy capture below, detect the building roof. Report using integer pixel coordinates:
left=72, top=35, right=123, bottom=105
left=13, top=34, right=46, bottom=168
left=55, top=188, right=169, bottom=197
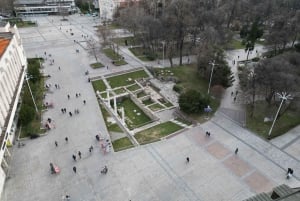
left=14, top=0, right=44, bottom=5
left=243, top=184, right=300, bottom=201
left=0, top=33, right=12, bottom=59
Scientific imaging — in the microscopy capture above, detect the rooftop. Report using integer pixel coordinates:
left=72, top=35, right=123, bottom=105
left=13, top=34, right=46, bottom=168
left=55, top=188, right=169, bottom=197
left=0, top=33, right=12, bottom=59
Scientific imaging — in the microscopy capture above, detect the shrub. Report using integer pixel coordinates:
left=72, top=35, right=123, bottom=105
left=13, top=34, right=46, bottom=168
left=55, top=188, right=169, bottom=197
left=173, top=84, right=183, bottom=93
left=295, top=43, right=300, bottom=52
left=19, top=104, right=35, bottom=125
left=179, top=89, right=210, bottom=114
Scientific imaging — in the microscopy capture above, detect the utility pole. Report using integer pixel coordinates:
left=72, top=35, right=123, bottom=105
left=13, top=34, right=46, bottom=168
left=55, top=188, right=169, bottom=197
left=268, top=92, right=292, bottom=137
left=207, top=60, right=218, bottom=95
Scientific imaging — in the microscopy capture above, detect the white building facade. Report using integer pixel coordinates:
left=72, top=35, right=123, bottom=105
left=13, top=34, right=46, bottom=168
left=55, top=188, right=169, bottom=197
left=0, top=22, right=27, bottom=195
left=14, top=0, right=77, bottom=16
left=98, top=0, right=140, bottom=21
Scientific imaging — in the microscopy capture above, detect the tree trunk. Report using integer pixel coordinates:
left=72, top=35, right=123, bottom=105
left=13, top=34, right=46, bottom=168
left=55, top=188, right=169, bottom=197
left=265, top=91, right=274, bottom=105
left=246, top=50, right=250, bottom=61
left=292, top=33, right=298, bottom=47
left=179, top=39, right=183, bottom=65
left=168, top=57, right=173, bottom=67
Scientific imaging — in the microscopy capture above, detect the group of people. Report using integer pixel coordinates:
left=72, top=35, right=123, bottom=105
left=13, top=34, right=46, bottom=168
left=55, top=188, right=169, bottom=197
left=231, top=90, right=239, bottom=102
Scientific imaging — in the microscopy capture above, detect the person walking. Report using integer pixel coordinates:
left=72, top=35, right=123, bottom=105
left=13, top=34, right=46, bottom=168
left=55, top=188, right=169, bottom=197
left=186, top=157, right=190, bottom=163
left=73, top=166, right=77, bottom=173
left=78, top=151, right=82, bottom=159
left=72, top=154, right=76, bottom=161
left=83, top=100, right=86, bottom=105
left=287, top=168, right=294, bottom=179
left=69, top=112, right=72, bottom=117
left=89, top=146, right=93, bottom=153
left=235, top=148, right=239, bottom=154
left=65, top=137, right=68, bottom=143
left=55, top=141, right=58, bottom=147
left=67, top=94, right=70, bottom=99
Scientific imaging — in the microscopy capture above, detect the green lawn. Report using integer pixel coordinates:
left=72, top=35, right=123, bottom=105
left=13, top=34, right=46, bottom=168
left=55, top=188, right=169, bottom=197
left=149, top=103, right=165, bottom=111
left=155, top=65, right=208, bottom=93
left=137, top=91, right=147, bottom=98
left=99, top=102, right=123, bottom=133
left=153, top=65, right=220, bottom=122
left=158, top=99, right=173, bottom=107
left=175, top=117, right=192, bottom=126
left=112, top=60, right=128, bottom=66
left=142, top=98, right=154, bottom=105
left=90, top=62, right=104, bottom=69
left=127, top=84, right=140, bottom=91
left=99, top=91, right=113, bottom=99
left=7, top=19, right=37, bottom=28
left=92, top=79, right=107, bottom=92
left=112, top=36, right=139, bottom=46
left=228, top=39, right=244, bottom=49
left=103, top=48, right=123, bottom=60
left=129, top=47, right=157, bottom=61
left=114, top=88, right=126, bottom=95
left=246, top=101, right=300, bottom=139
left=135, top=121, right=183, bottom=144
left=107, top=70, right=149, bottom=88
left=118, top=98, right=152, bottom=130
left=112, top=137, right=134, bottom=152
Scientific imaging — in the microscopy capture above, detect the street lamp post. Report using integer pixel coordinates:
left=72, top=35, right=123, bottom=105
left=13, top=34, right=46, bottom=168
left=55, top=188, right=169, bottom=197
left=268, top=92, right=292, bottom=137
left=207, top=60, right=218, bottom=94
left=25, top=75, right=39, bottom=113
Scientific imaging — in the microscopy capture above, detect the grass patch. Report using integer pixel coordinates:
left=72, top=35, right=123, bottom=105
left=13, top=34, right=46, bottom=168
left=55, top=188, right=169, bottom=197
left=142, top=98, right=154, bottom=105
left=112, top=137, right=134, bottom=152
left=107, top=70, right=149, bottom=88
left=227, top=39, right=244, bottom=49
left=103, top=48, right=123, bottom=60
left=99, top=102, right=123, bottom=133
left=129, top=47, right=157, bottom=61
left=90, top=62, right=104, bottom=69
left=153, top=65, right=220, bottom=122
left=92, top=79, right=107, bottom=92
left=135, top=121, right=183, bottom=144
left=112, top=36, right=138, bottom=46
left=246, top=101, right=300, bottom=139
left=114, top=88, right=126, bottom=95
left=99, top=91, right=113, bottom=99
left=118, top=98, right=152, bottom=130
left=127, top=84, right=140, bottom=91
left=154, top=65, right=208, bottom=93
left=112, top=60, right=128, bottom=66
left=137, top=91, right=147, bottom=98
left=106, top=23, right=121, bottom=29
left=5, top=18, right=37, bottom=28
left=149, top=103, right=165, bottom=111
left=175, top=117, right=192, bottom=126
left=158, top=99, right=173, bottom=107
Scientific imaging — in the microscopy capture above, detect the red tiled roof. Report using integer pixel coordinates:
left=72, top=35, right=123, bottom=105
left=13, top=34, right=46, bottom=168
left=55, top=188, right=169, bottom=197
left=0, top=38, right=10, bottom=58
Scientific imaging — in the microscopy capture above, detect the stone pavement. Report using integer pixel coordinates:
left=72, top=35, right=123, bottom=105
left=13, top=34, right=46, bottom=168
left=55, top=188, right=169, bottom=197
left=1, top=15, right=300, bottom=201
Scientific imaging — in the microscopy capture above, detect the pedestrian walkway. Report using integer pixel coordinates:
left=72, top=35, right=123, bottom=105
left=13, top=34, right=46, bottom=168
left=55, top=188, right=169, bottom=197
left=203, top=112, right=300, bottom=184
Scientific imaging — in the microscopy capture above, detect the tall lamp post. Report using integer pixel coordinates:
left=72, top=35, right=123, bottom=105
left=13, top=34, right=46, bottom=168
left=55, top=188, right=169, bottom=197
left=268, top=92, right=292, bottom=137
left=207, top=60, right=218, bottom=94
left=25, top=75, right=39, bottom=113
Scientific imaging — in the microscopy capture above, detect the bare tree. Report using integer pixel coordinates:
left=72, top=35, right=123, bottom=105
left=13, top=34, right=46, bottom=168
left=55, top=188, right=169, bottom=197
left=86, top=38, right=101, bottom=62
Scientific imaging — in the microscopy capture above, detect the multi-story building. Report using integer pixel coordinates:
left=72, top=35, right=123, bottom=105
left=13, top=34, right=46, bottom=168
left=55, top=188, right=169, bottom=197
left=0, top=22, right=27, bottom=196
left=98, top=0, right=140, bottom=21
left=14, top=0, right=77, bottom=16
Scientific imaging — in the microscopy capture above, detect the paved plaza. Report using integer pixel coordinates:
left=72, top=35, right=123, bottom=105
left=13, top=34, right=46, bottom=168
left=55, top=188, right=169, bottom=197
left=1, top=14, right=300, bottom=201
